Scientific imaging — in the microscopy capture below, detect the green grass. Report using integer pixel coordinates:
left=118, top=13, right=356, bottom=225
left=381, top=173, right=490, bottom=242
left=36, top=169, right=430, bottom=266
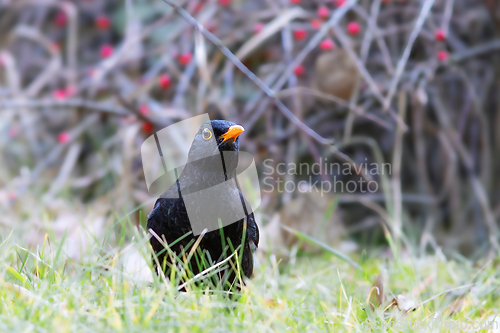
left=0, top=226, right=499, bottom=333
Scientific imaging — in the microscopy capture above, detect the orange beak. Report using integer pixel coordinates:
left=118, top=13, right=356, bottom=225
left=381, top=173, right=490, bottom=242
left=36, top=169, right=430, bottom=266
left=220, top=125, right=245, bottom=143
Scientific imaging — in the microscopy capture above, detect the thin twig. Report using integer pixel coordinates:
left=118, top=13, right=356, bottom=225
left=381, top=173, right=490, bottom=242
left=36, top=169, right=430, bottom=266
left=0, top=99, right=129, bottom=116
left=115, top=94, right=170, bottom=128
left=391, top=90, right=407, bottom=245
left=451, top=39, right=500, bottom=62
left=441, top=0, right=455, bottom=35
left=334, top=30, right=385, bottom=104
left=384, top=0, right=436, bottom=110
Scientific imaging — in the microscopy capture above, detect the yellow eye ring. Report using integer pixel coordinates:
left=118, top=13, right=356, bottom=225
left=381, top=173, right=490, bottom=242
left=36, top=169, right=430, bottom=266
left=202, top=128, right=212, bottom=140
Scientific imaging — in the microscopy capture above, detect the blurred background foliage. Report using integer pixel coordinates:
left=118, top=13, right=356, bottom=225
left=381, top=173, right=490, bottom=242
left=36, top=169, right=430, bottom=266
left=1, top=0, right=500, bottom=260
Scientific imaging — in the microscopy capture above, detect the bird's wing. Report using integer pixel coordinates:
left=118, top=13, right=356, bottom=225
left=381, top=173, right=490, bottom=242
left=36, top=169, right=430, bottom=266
left=146, top=197, right=192, bottom=245
left=246, top=212, right=259, bottom=250
left=146, top=198, right=165, bottom=231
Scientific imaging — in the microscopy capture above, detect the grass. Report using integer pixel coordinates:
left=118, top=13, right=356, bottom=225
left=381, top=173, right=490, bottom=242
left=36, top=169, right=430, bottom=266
left=1, top=222, right=499, bottom=333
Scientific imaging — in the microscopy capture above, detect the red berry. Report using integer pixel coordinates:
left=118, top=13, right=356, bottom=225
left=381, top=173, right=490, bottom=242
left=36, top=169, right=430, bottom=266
left=293, top=65, right=305, bottom=76
left=437, top=50, right=449, bottom=61
left=435, top=29, right=446, bottom=42
left=53, top=89, right=67, bottom=100
left=347, top=22, right=360, bottom=35
left=318, top=6, right=330, bottom=20
left=178, top=53, right=192, bottom=66
left=194, top=2, right=204, bottom=13
left=50, top=42, right=61, bottom=52
left=100, top=44, right=114, bottom=58
left=58, top=132, right=70, bottom=143
left=139, top=105, right=149, bottom=115
left=218, top=0, right=231, bottom=6
left=311, top=19, right=322, bottom=29
left=290, top=0, right=301, bottom=3
left=143, top=122, right=154, bottom=132
left=334, top=0, right=346, bottom=7
left=294, top=30, right=307, bottom=41
left=320, top=39, right=335, bottom=50
left=159, top=74, right=171, bottom=89
left=95, top=15, right=111, bottom=30
left=253, top=22, right=264, bottom=34
left=54, top=11, right=67, bottom=27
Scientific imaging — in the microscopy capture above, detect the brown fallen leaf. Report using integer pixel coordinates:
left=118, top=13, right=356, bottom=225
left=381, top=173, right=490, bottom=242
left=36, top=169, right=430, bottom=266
left=444, top=294, right=470, bottom=316
left=367, top=272, right=385, bottom=310
left=312, top=50, right=359, bottom=101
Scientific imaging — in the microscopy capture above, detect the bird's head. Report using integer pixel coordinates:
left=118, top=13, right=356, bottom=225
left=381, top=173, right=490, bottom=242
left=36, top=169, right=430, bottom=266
left=187, top=120, right=244, bottom=158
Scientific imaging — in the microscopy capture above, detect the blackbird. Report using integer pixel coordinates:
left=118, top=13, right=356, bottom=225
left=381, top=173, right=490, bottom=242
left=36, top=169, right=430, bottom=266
left=147, top=120, right=259, bottom=290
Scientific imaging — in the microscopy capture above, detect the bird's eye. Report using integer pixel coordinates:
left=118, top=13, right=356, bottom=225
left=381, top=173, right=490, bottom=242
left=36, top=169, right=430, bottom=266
left=202, top=128, right=212, bottom=140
